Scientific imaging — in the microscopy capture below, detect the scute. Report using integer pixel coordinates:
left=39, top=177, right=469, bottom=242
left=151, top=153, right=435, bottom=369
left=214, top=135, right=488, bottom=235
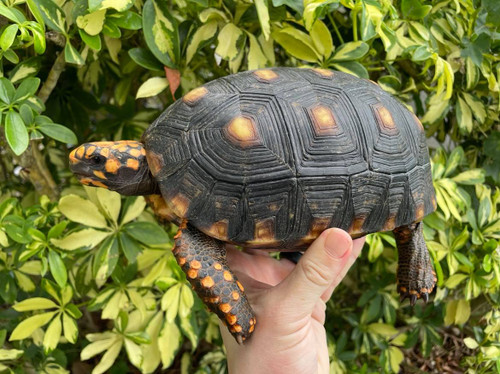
left=142, top=67, right=435, bottom=248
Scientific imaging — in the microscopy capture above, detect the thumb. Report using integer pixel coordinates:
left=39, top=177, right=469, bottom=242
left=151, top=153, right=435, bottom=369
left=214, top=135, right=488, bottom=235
left=275, top=228, right=353, bottom=318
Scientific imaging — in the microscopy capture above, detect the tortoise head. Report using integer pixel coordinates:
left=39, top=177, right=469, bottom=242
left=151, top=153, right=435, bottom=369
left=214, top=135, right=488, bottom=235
left=69, top=141, right=160, bottom=196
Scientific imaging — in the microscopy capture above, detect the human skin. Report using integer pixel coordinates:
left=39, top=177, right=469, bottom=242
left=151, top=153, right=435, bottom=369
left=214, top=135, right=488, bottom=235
left=221, top=228, right=366, bottom=374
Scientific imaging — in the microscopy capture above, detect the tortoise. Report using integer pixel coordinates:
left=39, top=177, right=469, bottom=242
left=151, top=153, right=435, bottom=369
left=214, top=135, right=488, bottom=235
left=69, top=67, right=437, bottom=344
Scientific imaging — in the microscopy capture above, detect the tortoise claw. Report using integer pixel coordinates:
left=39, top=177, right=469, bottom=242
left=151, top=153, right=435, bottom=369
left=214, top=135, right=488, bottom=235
left=422, top=292, right=429, bottom=303
left=410, top=294, right=418, bottom=306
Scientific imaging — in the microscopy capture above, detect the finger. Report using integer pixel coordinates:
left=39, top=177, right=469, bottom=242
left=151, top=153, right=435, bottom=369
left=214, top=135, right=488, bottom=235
left=272, top=228, right=353, bottom=319
left=320, top=236, right=365, bottom=302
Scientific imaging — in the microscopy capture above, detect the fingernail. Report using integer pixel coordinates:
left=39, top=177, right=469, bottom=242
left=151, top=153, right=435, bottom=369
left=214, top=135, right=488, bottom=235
left=324, top=229, right=351, bottom=259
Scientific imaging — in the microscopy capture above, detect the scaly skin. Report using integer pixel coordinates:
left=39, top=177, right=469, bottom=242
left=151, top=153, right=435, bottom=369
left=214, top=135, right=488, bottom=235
left=173, top=221, right=256, bottom=343
left=393, top=222, right=436, bottom=305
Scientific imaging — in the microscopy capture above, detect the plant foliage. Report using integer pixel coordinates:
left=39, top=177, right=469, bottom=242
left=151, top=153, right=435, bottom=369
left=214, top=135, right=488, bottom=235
left=0, top=0, right=499, bottom=372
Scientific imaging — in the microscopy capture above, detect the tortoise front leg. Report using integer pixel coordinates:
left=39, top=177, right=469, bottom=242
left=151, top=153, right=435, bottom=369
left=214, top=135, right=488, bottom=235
left=393, top=222, right=437, bottom=305
left=173, top=222, right=256, bottom=344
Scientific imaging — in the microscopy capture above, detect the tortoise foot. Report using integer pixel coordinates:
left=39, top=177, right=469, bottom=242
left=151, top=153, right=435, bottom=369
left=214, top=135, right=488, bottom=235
left=394, top=222, right=437, bottom=306
left=173, top=221, right=256, bottom=343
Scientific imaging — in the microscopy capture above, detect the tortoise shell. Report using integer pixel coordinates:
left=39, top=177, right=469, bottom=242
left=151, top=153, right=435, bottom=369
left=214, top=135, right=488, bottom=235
left=142, top=67, right=436, bottom=249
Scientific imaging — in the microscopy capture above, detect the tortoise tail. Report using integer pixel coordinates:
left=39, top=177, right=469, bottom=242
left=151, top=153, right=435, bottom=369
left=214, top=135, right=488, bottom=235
left=393, top=222, right=436, bottom=305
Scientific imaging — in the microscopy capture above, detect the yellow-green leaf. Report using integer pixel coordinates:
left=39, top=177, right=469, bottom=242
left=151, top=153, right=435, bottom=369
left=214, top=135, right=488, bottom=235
left=254, top=0, right=270, bottom=40
left=124, top=339, right=142, bottom=367
left=272, top=27, right=320, bottom=63
left=76, top=10, right=106, bottom=36
left=13, top=271, right=36, bottom=292
left=332, top=41, right=369, bottom=61
left=89, top=0, right=134, bottom=12
left=0, top=230, right=7, bottom=247
left=161, top=283, right=180, bottom=322
left=215, top=23, right=245, bottom=61
left=59, top=195, right=108, bottom=228
left=43, top=314, right=62, bottom=353
left=456, top=96, right=472, bottom=133
left=102, top=291, right=127, bottom=320
left=50, top=228, right=110, bottom=250
left=136, top=77, right=169, bottom=99
left=452, top=169, right=485, bottom=185
left=247, top=33, right=268, bottom=70
left=63, top=313, right=78, bottom=343
left=186, top=21, right=217, bottom=63
left=158, top=322, right=181, bottom=368
left=10, top=311, right=56, bottom=340
left=445, top=273, right=468, bottom=289
left=13, top=297, right=58, bottom=312
left=0, top=348, right=23, bottom=360
left=92, top=339, right=123, bottom=374
left=464, top=337, right=479, bottom=349
left=367, top=323, right=398, bottom=337
left=455, top=299, right=470, bottom=324
left=81, top=334, right=118, bottom=360
left=179, top=284, right=194, bottom=318
left=310, top=20, right=332, bottom=58
left=388, top=346, right=404, bottom=373
left=121, top=197, right=147, bottom=224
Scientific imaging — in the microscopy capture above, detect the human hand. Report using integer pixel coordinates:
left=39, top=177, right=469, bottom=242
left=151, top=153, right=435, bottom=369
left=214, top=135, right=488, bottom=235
left=221, top=228, right=365, bottom=374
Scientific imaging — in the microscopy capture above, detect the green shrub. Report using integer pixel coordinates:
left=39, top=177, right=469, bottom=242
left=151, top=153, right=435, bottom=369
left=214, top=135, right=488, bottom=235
left=0, top=0, right=498, bottom=372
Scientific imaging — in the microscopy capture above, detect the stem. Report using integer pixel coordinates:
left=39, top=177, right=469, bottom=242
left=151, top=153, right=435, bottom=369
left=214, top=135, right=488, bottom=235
left=352, top=9, right=358, bottom=42
left=17, top=51, right=67, bottom=200
left=328, top=13, right=344, bottom=44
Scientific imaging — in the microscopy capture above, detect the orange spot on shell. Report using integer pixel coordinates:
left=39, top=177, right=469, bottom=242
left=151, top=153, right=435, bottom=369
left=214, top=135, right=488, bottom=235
left=226, top=117, right=259, bottom=146
left=129, top=148, right=142, bottom=158
left=382, top=215, right=396, bottom=231
left=201, top=276, right=214, bottom=288
left=236, top=281, right=244, bottom=292
left=105, top=158, right=121, bottom=174
left=223, top=271, right=233, bottom=281
left=311, top=68, right=334, bottom=78
left=416, top=204, right=425, bottom=220
left=146, top=151, right=164, bottom=176
left=209, top=296, right=220, bottom=304
left=183, top=87, right=208, bottom=105
left=254, top=69, right=278, bottom=81
left=178, top=257, right=186, bottom=266
left=233, top=324, right=242, bottom=333
left=310, top=105, right=338, bottom=136
left=374, top=105, right=396, bottom=130
left=214, top=263, right=223, bottom=270
left=207, top=220, right=229, bottom=240
left=187, top=269, right=198, bottom=279
left=170, top=194, right=190, bottom=218
left=219, top=303, right=232, bottom=313
left=249, top=324, right=255, bottom=333
left=249, top=318, right=256, bottom=326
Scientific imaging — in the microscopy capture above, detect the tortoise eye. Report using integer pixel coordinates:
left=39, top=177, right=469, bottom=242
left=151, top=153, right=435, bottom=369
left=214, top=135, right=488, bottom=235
left=90, top=155, right=105, bottom=165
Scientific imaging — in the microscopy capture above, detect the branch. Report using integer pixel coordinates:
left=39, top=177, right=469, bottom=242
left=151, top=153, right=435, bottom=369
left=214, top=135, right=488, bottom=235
left=38, top=51, right=66, bottom=103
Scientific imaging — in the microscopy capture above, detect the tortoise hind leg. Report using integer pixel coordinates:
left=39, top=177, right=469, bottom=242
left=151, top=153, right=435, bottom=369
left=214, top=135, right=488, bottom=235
left=393, top=222, right=436, bottom=305
left=173, top=222, right=256, bottom=344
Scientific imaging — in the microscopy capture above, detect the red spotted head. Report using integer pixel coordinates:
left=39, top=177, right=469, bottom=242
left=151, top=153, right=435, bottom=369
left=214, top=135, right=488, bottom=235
left=69, top=141, right=160, bottom=196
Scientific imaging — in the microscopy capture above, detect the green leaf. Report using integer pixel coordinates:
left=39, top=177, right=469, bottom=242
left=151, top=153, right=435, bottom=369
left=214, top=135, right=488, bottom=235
left=14, top=77, right=41, bottom=102
left=37, top=122, right=78, bottom=144
left=9, top=311, right=56, bottom=340
left=90, top=339, right=122, bottom=374
left=48, top=251, right=67, bottom=288
left=456, top=96, right=472, bottom=133
left=124, top=221, right=169, bottom=246
left=215, top=23, right=245, bottom=61
left=331, top=41, right=369, bottom=61
left=35, top=0, right=66, bottom=33
left=108, top=11, right=142, bottom=30
left=462, top=93, right=486, bottom=124
left=310, top=20, right=333, bottom=59
left=142, top=0, right=179, bottom=68
left=272, top=27, right=320, bottom=63
left=0, top=3, right=26, bottom=23
left=13, top=297, right=58, bottom=312
left=94, top=236, right=119, bottom=287
left=0, top=24, right=18, bottom=51
left=59, top=195, right=108, bottom=228
left=455, top=299, right=470, bottom=324
left=254, top=0, right=270, bottom=40
left=9, top=57, right=41, bottom=83
left=0, top=77, right=15, bottom=103
left=118, top=232, right=142, bottom=263
left=26, top=0, right=45, bottom=27
left=64, top=43, right=85, bottom=65
left=79, top=29, right=102, bottom=50
left=331, top=61, right=369, bottom=79
left=5, top=111, right=29, bottom=156
left=461, top=33, right=491, bottom=66
left=128, top=47, right=163, bottom=71
left=186, top=21, right=217, bottom=64
left=401, top=0, right=431, bottom=19
left=136, top=77, right=169, bottom=99
left=43, top=314, right=62, bottom=353
left=50, top=228, right=110, bottom=250
left=445, top=273, right=468, bottom=289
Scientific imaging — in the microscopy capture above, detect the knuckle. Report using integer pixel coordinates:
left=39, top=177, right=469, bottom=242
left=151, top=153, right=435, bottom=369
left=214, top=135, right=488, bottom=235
left=300, top=260, right=332, bottom=288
